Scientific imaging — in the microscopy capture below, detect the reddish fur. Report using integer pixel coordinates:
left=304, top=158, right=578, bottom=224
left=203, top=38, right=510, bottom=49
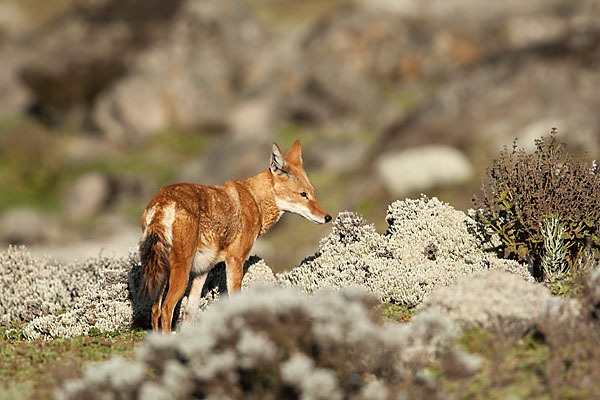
left=139, top=140, right=330, bottom=333
left=138, top=227, right=170, bottom=301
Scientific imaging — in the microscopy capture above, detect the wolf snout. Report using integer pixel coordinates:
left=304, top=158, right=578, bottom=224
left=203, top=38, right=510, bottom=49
left=324, top=215, right=332, bottom=223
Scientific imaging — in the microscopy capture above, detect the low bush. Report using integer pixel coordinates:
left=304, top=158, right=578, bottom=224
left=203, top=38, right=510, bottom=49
left=2, top=196, right=534, bottom=338
left=0, top=247, right=271, bottom=339
left=280, top=197, right=531, bottom=307
left=474, top=131, right=600, bottom=279
left=57, top=287, right=476, bottom=400
left=0, top=246, right=133, bottom=328
left=419, top=270, right=552, bottom=338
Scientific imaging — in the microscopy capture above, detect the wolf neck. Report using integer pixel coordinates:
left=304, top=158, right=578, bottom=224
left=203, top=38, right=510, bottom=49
left=243, top=169, right=283, bottom=236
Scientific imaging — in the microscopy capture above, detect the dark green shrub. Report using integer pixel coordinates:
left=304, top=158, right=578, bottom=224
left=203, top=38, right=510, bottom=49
left=474, top=130, right=600, bottom=280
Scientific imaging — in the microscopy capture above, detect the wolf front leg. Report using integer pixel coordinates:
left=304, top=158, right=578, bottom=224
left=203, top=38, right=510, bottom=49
left=225, top=255, right=247, bottom=294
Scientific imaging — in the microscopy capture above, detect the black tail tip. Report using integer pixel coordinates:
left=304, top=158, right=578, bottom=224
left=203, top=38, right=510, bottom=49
left=325, top=215, right=332, bottom=223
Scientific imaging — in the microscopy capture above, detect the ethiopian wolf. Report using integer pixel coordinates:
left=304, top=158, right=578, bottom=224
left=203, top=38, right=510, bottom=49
left=139, top=140, right=331, bottom=333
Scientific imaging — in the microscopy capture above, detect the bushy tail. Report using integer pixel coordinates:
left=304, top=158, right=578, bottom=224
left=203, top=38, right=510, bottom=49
left=139, top=224, right=171, bottom=302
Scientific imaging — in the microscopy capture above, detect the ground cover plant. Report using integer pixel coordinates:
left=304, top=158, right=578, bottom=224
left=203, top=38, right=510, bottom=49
left=54, top=267, right=600, bottom=400
left=0, top=194, right=530, bottom=340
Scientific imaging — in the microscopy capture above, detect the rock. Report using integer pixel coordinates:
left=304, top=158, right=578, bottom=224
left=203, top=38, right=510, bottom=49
left=375, top=146, right=472, bottom=195
left=63, top=173, right=112, bottom=220
left=0, top=44, right=30, bottom=120
left=19, top=0, right=185, bottom=124
left=0, top=208, right=61, bottom=245
left=93, top=74, right=169, bottom=143
left=228, top=99, right=274, bottom=142
left=91, top=0, right=273, bottom=141
left=381, top=57, right=600, bottom=156
left=178, top=137, right=268, bottom=185
left=61, top=136, right=116, bottom=165
left=0, top=3, right=29, bottom=39
left=368, top=0, right=600, bottom=155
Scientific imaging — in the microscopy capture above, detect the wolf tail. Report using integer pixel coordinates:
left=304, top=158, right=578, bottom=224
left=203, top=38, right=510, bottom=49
left=138, top=214, right=171, bottom=302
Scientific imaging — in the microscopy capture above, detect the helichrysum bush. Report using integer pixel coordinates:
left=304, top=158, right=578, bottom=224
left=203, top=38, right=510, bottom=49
left=3, top=196, right=533, bottom=338
left=474, top=131, right=600, bottom=279
left=57, top=287, right=474, bottom=400
left=0, top=246, right=272, bottom=339
left=419, top=270, right=552, bottom=338
left=281, top=197, right=530, bottom=307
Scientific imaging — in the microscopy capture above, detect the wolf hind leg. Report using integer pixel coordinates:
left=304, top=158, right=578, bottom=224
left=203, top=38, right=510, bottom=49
left=183, top=272, right=208, bottom=326
left=161, top=249, right=195, bottom=333
left=151, top=281, right=167, bottom=331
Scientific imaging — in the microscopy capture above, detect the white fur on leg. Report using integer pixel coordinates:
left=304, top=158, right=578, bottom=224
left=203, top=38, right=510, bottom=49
left=184, top=273, right=208, bottom=325
left=225, top=260, right=242, bottom=295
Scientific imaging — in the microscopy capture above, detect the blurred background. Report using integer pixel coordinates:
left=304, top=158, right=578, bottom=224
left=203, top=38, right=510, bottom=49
left=0, top=0, right=599, bottom=272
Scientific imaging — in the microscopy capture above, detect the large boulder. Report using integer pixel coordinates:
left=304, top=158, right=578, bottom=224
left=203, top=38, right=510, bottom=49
left=92, top=0, right=276, bottom=142
left=19, top=0, right=186, bottom=125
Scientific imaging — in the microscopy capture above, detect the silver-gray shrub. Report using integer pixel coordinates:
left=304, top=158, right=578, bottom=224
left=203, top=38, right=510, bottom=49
left=4, top=196, right=534, bottom=338
left=418, top=270, right=552, bottom=338
left=57, top=287, right=473, bottom=400
left=279, top=196, right=531, bottom=307
left=0, top=246, right=135, bottom=328
left=0, top=245, right=279, bottom=339
left=17, top=247, right=144, bottom=339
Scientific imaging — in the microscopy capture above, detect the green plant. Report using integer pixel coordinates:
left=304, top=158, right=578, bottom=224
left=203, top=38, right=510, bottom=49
left=0, top=327, right=145, bottom=399
left=0, top=120, right=63, bottom=211
left=540, top=216, right=568, bottom=278
left=376, top=303, right=414, bottom=323
left=474, top=130, right=600, bottom=280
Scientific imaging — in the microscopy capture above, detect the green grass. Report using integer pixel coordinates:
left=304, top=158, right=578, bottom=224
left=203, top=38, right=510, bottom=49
left=377, top=303, right=415, bottom=323
left=441, top=329, right=552, bottom=399
left=0, top=324, right=146, bottom=399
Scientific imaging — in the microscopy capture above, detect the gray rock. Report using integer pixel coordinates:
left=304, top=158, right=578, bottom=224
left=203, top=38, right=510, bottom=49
left=91, top=0, right=273, bottom=141
left=0, top=3, right=29, bottom=39
left=0, top=44, right=30, bottom=120
left=93, top=74, right=169, bottom=143
left=0, top=208, right=61, bottom=245
left=178, top=137, right=268, bottom=185
left=228, top=99, right=275, bottom=142
left=19, top=0, right=185, bottom=124
left=376, top=146, right=472, bottom=196
left=63, top=172, right=112, bottom=220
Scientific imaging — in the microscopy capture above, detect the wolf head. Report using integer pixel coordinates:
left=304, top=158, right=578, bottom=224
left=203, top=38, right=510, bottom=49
left=270, top=140, right=331, bottom=224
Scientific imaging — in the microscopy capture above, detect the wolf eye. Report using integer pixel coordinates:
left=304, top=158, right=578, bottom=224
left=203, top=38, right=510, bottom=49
left=300, top=191, right=308, bottom=198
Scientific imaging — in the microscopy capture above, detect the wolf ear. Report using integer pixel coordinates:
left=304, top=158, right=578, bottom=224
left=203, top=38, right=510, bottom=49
left=270, top=143, right=286, bottom=175
left=285, top=140, right=302, bottom=166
